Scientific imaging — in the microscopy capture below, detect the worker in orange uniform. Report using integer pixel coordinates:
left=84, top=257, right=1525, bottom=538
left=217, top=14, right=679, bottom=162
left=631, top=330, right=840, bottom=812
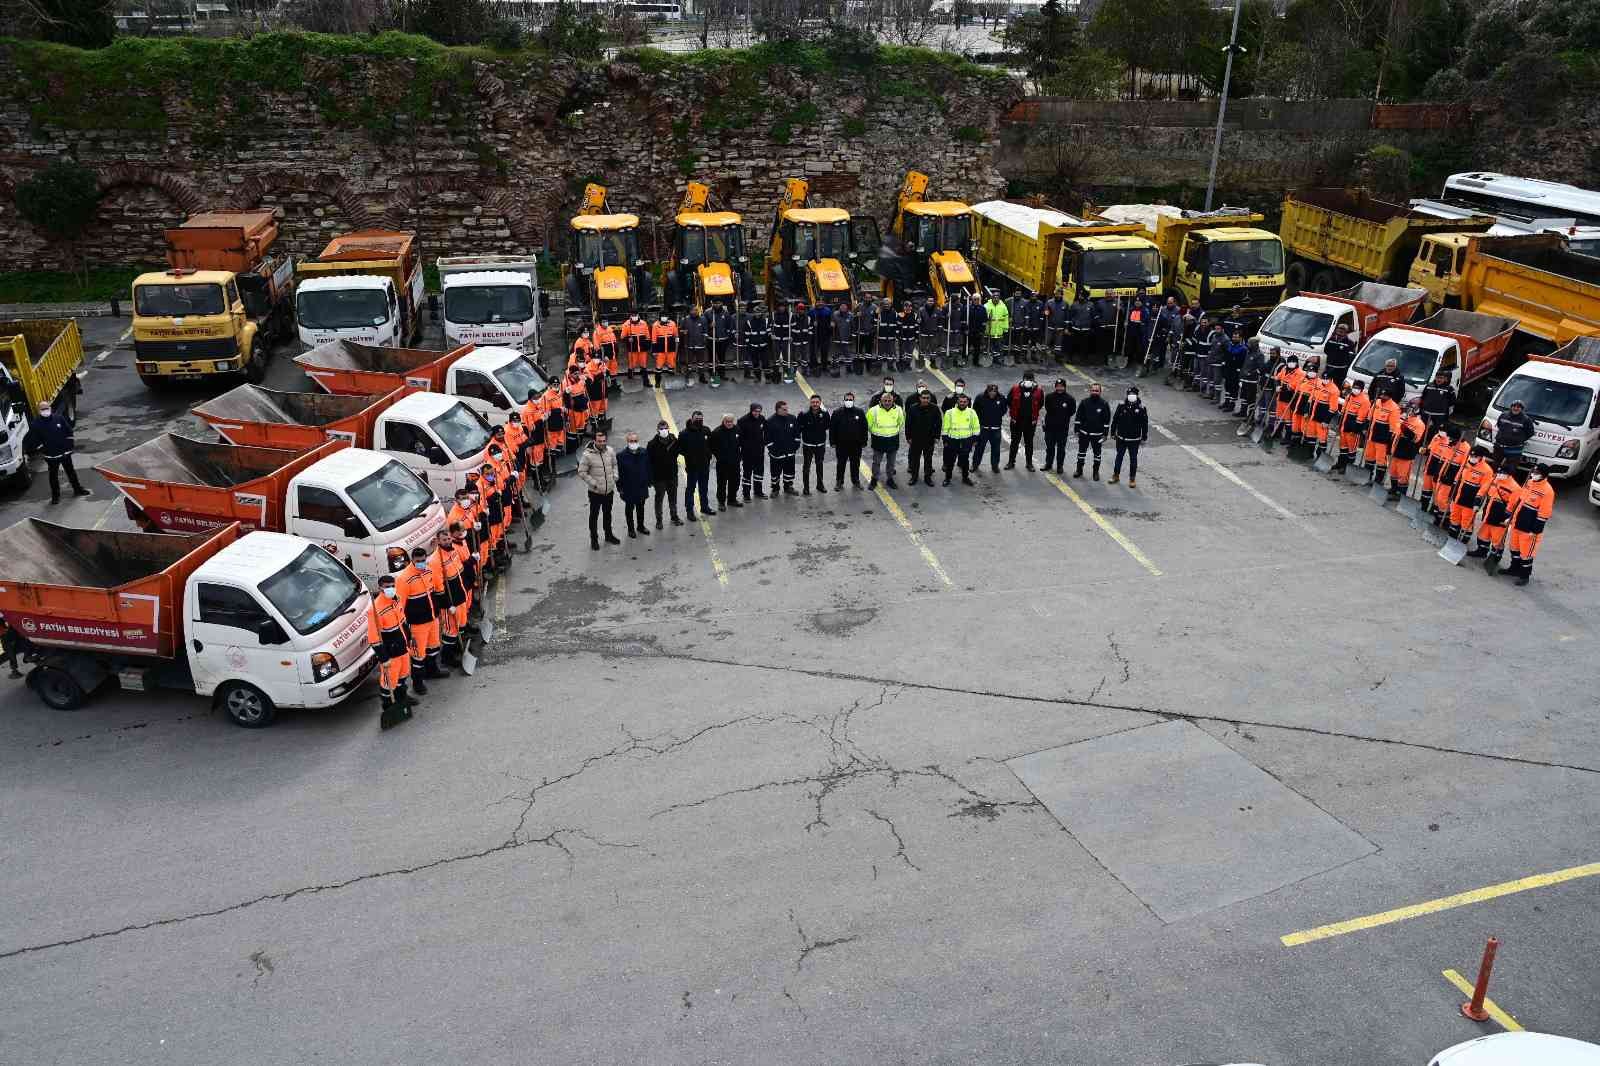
left=621, top=312, right=651, bottom=382
left=564, top=365, right=591, bottom=436
left=1447, top=445, right=1494, bottom=542
left=1309, top=369, right=1340, bottom=458
left=521, top=390, right=546, bottom=479
left=428, top=529, right=465, bottom=668
left=1431, top=429, right=1471, bottom=527
left=1503, top=464, right=1555, bottom=586
left=369, top=572, right=415, bottom=730
left=542, top=381, right=568, bottom=457
left=1466, top=461, right=1521, bottom=569
left=651, top=312, right=680, bottom=389
left=593, top=320, right=620, bottom=378
left=480, top=461, right=510, bottom=568
left=1420, top=421, right=1455, bottom=516
left=504, top=411, right=529, bottom=484
left=583, top=347, right=609, bottom=427
left=1365, top=389, right=1403, bottom=485
left=1272, top=355, right=1304, bottom=443
left=397, top=545, right=445, bottom=687
left=1290, top=358, right=1322, bottom=455
left=1387, top=403, right=1427, bottom=500
left=567, top=327, right=595, bottom=373
left=466, top=472, right=495, bottom=576
left=448, top=524, right=474, bottom=628
left=1332, top=378, right=1370, bottom=474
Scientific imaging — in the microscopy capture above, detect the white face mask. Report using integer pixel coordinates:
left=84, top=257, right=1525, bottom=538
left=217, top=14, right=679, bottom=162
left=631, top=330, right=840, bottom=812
left=1022, top=381, right=1035, bottom=389
left=844, top=400, right=855, bottom=407
left=381, top=587, right=398, bottom=599
left=884, top=383, right=895, bottom=392
left=628, top=442, right=642, bottom=451
left=657, top=429, right=669, bottom=438
left=1126, top=393, right=1137, bottom=402
left=414, top=561, right=428, bottom=572
left=955, top=385, right=965, bottom=394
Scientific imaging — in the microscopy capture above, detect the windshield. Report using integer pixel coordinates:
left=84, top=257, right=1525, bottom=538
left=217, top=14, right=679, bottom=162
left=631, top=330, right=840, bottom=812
left=1569, top=237, right=1600, bottom=255
left=429, top=404, right=492, bottom=459
left=818, top=221, right=850, bottom=259
left=793, top=223, right=817, bottom=262
left=1494, top=375, right=1595, bottom=428
left=1353, top=339, right=1437, bottom=386
left=1259, top=305, right=1334, bottom=347
left=577, top=229, right=637, bottom=269
left=680, top=227, right=706, bottom=264
left=1209, top=239, right=1284, bottom=277
left=346, top=460, right=435, bottom=533
left=1082, top=248, right=1163, bottom=289
left=493, top=356, right=548, bottom=405
left=297, top=288, right=389, bottom=330
left=720, top=224, right=744, bottom=261
left=135, top=282, right=225, bottom=317
left=258, top=545, right=363, bottom=636
left=942, top=215, right=972, bottom=254
left=444, top=284, right=532, bottom=325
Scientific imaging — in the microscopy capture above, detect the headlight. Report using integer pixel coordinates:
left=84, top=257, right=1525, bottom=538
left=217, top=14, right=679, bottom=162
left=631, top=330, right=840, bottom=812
left=139, top=362, right=158, bottom=373
left=387, top=547, right=408, bottom=572
left=311, top=652, right=338, bottom=682
left=1557, top=438, right=1580, bottom=459
left=1479, top=419, right=1493, bottom=436
left=213, top=360, right=234, bottom=372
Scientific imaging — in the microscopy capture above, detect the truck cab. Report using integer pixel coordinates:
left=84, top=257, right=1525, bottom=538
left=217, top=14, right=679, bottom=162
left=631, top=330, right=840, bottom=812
left=1408, top=233, right=1476, bottom=311
left=185, top=532, right=375, bottom=723
left=132, top=268, right=261, bottom=384
left=286, top=448, right=446, bottom=585
left=376, top=392, right=493, bottom=498
left=437, top=259, right=543, bottom=358
left=1172, top=226, right=1285, bottom=315
left=1473, top=340, right=1600, bottom=482
left=295, top=275, right=401, bottom=349
left=1256, top=295, right=1363, bottom=363
left=1058, top=234, right=1163, bottom=304
left=441, top=345, right=549, bottom=426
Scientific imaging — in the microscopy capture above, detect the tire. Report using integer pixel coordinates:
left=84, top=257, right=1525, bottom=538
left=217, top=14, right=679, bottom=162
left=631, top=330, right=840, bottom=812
left=1308, top=268, right=1336, bottom=294
left=218, top=681, right=276, bottom=728
left=10, top=459, right=34, bottom=491
left=31, top=666, right=87, bottom=710
left=1284, top=261, right=1309, bottom=296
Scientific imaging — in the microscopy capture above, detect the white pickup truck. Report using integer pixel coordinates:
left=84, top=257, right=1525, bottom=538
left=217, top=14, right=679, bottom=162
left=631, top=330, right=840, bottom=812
left=1471, top=339, right=1600, bottom=487
left=1254, top=282, right=1425, bottom=366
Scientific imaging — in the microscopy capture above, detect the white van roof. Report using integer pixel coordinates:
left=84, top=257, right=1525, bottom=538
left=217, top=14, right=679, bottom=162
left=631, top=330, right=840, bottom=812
left=301, top=447, right=392, bottom=485
left=389, top=391, right=469, bottom=422
left=455, top=346, right=526, bottom=373
left=1507, top=358, right=1600, bottom=389
left=297, top=275, right=391, bottom=294
left=194, top=530, right=314, bottom=584
left=441, top=270, right=531, bottom=290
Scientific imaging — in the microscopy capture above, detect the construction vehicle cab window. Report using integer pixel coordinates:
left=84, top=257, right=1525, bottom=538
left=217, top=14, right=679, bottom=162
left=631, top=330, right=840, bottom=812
left=577, top=228, right=638, bottom=270
left=297, top=285, right=393, bottom=331
left=879, top=171, right=979, bottom=307
left=133, top=281, right=228, bottom=317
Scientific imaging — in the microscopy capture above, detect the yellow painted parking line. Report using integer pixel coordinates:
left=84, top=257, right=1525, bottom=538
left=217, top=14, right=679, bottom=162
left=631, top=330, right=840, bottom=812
left=1443, top=969, right=1524, bottom=1032
left=494, top=575, right=507, bottom=639
left=1280, top=861, right=1600, bottom=947
left=793, top=371, right=952, bottom=588
left=925, top=365, right=1160, bottom=578
left=1058, top=362, right=1320, bottom=539
left=653, top=386, right=731, bottom=589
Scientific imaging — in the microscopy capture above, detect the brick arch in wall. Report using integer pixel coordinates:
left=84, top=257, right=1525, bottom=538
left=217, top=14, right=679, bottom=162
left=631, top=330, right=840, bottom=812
left=233, top=172, right=379, bottom=257
left=90, top=166, right=208, bottom=268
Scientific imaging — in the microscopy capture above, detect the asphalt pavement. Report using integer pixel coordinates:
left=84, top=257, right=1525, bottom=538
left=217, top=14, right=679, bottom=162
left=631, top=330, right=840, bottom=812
left=1, top=320, right=1598, bottom=1065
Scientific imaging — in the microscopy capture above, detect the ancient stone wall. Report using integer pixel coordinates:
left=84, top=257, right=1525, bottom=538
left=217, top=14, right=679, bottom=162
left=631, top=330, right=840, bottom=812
left=0, top=37, right=1021, bottom=273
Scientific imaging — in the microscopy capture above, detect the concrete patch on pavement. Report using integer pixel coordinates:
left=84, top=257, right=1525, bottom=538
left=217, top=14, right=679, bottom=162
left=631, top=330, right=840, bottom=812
left=1007, top=720, right=1376, bottom=922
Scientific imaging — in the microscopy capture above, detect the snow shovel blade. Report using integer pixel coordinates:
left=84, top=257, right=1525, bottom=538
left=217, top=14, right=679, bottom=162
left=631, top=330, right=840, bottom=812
left=1250, top=425, right=1266, bottom=444
left=1438, top=537, right=1469, bottom=565
left=1313, top=448, right=1335, bottom=473
left=1345, top=464, right=1371, bottom=486
left=1235, top=420, right=1252, bottom=437
left=459, top=634, right=481, bottom=675
left=1420, top=524, right=1445, bottom=546
left=475, top=616, right=495, bottom=643
left=1396, top=496, right=1420, bottom=519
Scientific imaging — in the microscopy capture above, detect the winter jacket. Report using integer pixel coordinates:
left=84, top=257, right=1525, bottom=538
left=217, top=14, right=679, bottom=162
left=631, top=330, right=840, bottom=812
left=1370, top=369, right=1406, bottom=403
left=829, top=405, right=868, bottom=450
left=1111, top=400, right=1150, bottom=442
left=709, top=424, right=741, bottom=466
left=678, top=421, right=712, bottom=469
left=1068, top=299, right=1098, bottom=330
left=736, top=412, right=767, bottom=455
left=1008, top=383, right=1044, bottom=423
left=1045, top=297, right=1068, bottom=328
left=1494, top=409, right=1537, bottom=450
left=965, top=302, right=988, bottom=338
left=833, top=310, right=854, bottom=344
left=617, top=446, right=651, bottom=503
left=797, top=407, right=830, bottom=447
left=984, top=299, right=1010, bottom=338
left=1419, top=382, right=1456, bottom=420
left=743, top=311, right=770, bottom=347
left=904, top=401, right=944, bottom=447
left=577, top=443, right=618, bottom=494
left=974, top=391, right=1008, bottom=429
left=764, top=412, right=800, bottom=455
left=23, top=411, right=75, bottom=457
left=1043, top=390, right=1077, bottom=434
left=646, top=433, right=680, bottom=482
left=1075, top=395, right=1112, bottom=437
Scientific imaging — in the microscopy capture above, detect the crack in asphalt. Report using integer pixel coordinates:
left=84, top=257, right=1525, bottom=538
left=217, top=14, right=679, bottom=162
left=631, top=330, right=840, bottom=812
left=0, top=827, right=636, bottom=964
left=865, top=809, right=920, bottom=872
left=1107, top=634, right=1132, bottom=686
left=789, top=909, right=860, bottom=974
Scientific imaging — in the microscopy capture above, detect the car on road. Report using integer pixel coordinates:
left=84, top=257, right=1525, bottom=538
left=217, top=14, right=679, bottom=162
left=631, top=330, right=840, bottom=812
left=1430, top=1032, right=1600, bottom=1065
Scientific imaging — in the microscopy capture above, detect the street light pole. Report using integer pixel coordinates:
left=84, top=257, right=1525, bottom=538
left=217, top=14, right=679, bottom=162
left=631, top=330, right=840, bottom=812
left=1204, top=0, right=1245, bottom=211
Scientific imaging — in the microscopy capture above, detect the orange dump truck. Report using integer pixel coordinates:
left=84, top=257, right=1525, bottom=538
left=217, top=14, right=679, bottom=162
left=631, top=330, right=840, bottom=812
left=191, top=385, right=409, bottom=449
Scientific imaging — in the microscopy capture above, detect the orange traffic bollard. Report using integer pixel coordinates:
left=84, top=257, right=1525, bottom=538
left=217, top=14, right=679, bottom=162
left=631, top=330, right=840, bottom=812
left=1461, top=937, right=1500, bottom=1022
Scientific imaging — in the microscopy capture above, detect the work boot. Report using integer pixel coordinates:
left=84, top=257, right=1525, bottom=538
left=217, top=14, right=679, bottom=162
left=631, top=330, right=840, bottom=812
left=604, top=534, right=621, bottom=545
left=943, top=474, right=952, bottom=486
left=754, top=487, right=767, bottom=499
left=816, top=482, right=826, bottom=494
left=962, top=474, right=974, bottom=485
left=1092, top=464, right=1101, bottom=481
left=728, top=498, right=743, bottom=508
left=627, top=524, right=637, bottom=539
left=74, top=488, right=92, bottom=498
left=834, top=478, right=844, bottom=491
left=379, top=695, right=399, bottom=730
left=686, top=508, right=697, bottom=522
left=783, top=485, right=798, bottom=497
left=1465, top=546, right=1488, bottom=559
left=1054, top=463, right=1064, bottom=475
left=887, top=478, right=898, bottom=489
left=671, top=514, right=684, bottom=526
left=1025, top=460, right=1034, bottom=472
left=868, top=477, right=878, bottom=490
left=1128, top=477, right=1137, bottom=488
left=1004, top=461, right=1015, bottom=470
left=1108, top=474, right=1120, bottom=484
left=1073, top=465, right=1083, bottom=479
left=590, top=535, right=600, bottom=551
left=656, top=517, right=664, bottom=531
left=427, top=656, right=451, bottom=680
left=924, top=474, right=933, bottom=486
left=411, top=674, right=429, bottom=696
left=638, top=524, right=650, bottom=536
left=803, top=485, right=811, bottom=496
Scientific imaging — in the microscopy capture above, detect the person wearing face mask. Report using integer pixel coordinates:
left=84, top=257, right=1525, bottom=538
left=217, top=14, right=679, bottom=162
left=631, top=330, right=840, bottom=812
left=447, top=524, right=476, bottom=635
left=866, top=390, right=905, bottom=490
left=941, top=392, right=980, bottom=485
left=1108, top=386, right=1149, bottom=487
left=1042, top=378, right=1077, bottom=475
left=616, top=431, right=651, bottom=538
left=741, top=303, right=770, bottom=383
left=398, top=545, right=445, bottom=684
left=432, top=530, right=467, bottom=669
left=646, top=419, right=683, bottom=528
left=797, top=394, right=830, bottom=495
left=972, top=383, right=1008, bottom=474
left=904, top=390, right=943, bottom=487
left=369, top=572, right=416, bottom=730
left=1503, top=464, right=1555, bottom=585
left=24, top=401, right=90, bottom=505
left=830, top=391, right=868, bottom=490
left=577, top=430, right=620, bottom=550
left=1332, top=379, right=1370, bottom=474
left=869, top=376, right=900, bottom=410
left=1273, top=354, right=1304, bottom=442
left=678, top=410, right=714, bottom=519
left=1290, top=359, right=1322, bottom=456
left=736, top=403, right=768, bottom=500
left=622, top=312, right=651, bottom=382
left=709, top=413, right=744, bottom=509
left=941, top=378, right=967, bottom=412
left=1005, top=371, right=1044, bottom=471
left=1073, top=383, right=1111, bottom=480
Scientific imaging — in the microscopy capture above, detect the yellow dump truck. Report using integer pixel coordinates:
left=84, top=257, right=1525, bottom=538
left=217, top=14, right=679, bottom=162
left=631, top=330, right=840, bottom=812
left=0, top=318, right=85, bottom=488
left=1097, top=204, right=1286, bottom=321
left=877, top=171, right=980, bottom=308
left=1279, top=189, right=1492, bottom=293
left=970, top=200, right=1163, bottom=304
left=561, top=183, right=655, bottom=336
left=1417, top=233, right=1600, bottom=349
left=664, top=181, right=755, bottom=313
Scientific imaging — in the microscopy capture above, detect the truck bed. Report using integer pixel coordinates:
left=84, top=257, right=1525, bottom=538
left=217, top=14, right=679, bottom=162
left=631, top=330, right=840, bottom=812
left=1463, top=234, right=1600, bottom=344
left=294, top=341, right=471, bottom=395
left=0, top=521, right=238, bottom=657
left=192, top=385, right=405, bottom=448
left=1416, top=308, right=1520, bottom=343
left=98, top=434, right=309, bottom=488
left=0, top=318, right=84, bottom=415
left=1281, top=190, right=1489, bottom=284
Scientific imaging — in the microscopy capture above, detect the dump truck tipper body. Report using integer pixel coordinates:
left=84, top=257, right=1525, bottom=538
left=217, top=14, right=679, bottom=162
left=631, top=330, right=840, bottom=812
left=192, top=385, right=411, bottom=450
left=1347, top=307, right=1519, bottom=406
left=294, top=341, right=544, bottom=427
left=0, top=318, right=84, bottom=487
left=1453, top=234, right=1600, bottom=347
left=1254, top=282, right=1426, bottom=365
left=971, top=200, right=1163, bottom=304
left=0, top=521, right=376, bottom=724
left=1279, top=189, right=1493, bottom=292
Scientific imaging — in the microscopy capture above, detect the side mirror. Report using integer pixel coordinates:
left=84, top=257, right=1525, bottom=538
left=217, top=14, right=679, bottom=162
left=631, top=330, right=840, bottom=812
left=341, top=515, right=368, bottom=540
left=426, top=445, right=449, bottom=465
left=256, top=617, right=289, bottom=646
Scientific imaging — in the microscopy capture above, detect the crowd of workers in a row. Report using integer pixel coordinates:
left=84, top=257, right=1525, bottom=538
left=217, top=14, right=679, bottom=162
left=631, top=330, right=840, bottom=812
left=574, top=371, right=1151, bottom=546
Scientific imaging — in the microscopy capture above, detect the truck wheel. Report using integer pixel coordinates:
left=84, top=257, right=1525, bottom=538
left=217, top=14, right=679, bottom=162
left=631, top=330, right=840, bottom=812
left=1308, top=268, right=1336, bottom=294
left=9, top=460, right=34, bottom=491
left=244, top=351, right=266, bottom=384
left=31, top=666, right=88, bottom=711
left=1284, top=261, right=1308, bottom=296
left=218, top=681, right=276, bottom=728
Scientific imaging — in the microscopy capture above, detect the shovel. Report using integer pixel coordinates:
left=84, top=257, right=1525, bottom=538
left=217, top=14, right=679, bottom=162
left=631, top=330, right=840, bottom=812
left=1313, top=445, right=1336, bottom=473
left=459, top=631, right=483, bottom=675
left=1369, top=481, right=1393, bottom=505
left=1345, top=463, right=1371, bottom=486
left=1438, top=536, right=1469, bottom=565
left=1396, top=496, right=1421, bottom=520
left=474, top=614, right=495, bottom=643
